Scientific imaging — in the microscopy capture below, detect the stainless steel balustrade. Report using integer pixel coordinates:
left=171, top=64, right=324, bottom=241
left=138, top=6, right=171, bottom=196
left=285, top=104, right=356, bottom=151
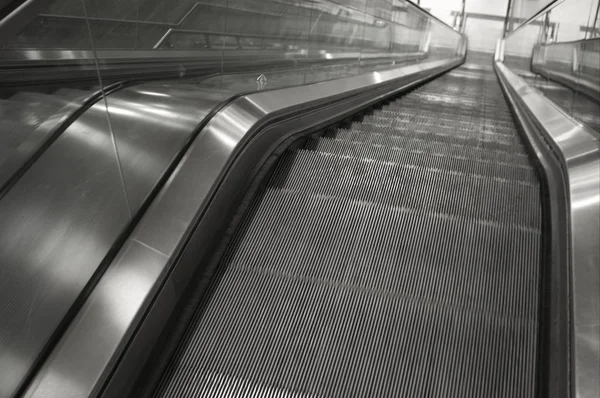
left=496, top=4, right=600, bottom=395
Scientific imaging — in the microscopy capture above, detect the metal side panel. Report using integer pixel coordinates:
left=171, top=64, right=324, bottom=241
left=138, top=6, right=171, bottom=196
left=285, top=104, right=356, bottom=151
left=22, top=56, right=464, bottom=398
left=0, top=89, right=100, bottom=197
left=496, top=61, right=600, bottom=398
left=0, top=83, right=226, bottom=398
left=103, top=84, right=231, bottom=213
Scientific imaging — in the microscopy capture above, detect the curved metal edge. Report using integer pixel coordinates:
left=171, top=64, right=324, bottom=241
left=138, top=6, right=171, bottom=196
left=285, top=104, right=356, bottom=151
left=22, top=56, right=463, bottom=398
left=0, top=80, right=125, bottom=200
left=495, top=61, right=570, bottom=398
left=496, top=61, right=600, bottom=398
left=0, top=0, right=52, bottom=45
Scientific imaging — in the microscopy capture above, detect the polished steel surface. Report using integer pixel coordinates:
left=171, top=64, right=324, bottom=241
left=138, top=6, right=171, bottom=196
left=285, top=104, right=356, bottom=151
left=496, top=61, right=600, bottom=398
left=103, top=84, right=231, bottom=213
left=0, top=103, right=129, bottom=398
left=0, top=88, right=94, bottom=195
left=24, top=56, right=464, bottom=398
left=0, top=48, right=425, bottom=69
left=0, top=83, right=224, bottom=398
left=0, top=49, right=241, bottom=63
left=524, top=75, right=600, bottom=134
left=530, top=39, right=600, bottom=107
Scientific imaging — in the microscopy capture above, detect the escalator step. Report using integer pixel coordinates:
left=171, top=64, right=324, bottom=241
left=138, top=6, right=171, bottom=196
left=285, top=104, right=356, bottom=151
left=305, top=137, right=537, bottom=183
left=333, top=124, right=525, bottom=153
left=53, top=88, right=91, bottom=100
left=272, top=149, right=541, bottom=229
left=379, top=107, right=515, bottom=127
left=10, top=91, right=69, bottom=105
left=360, top=114, right=518, bottom=138
left=324, top=129, right=533, bottom=166
left=155, top=188, right=539, bottom=398
left=406, top=92, right=511, bottom=110
left=0, top=99, right=56, bottom=126
left=391, top=103, right=513, bottom=120
left=0, top=121, right=28, bottom=167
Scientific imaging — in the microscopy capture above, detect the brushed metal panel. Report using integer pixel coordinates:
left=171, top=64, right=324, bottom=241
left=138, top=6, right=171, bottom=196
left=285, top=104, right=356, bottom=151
left=23, top=239, right=168, bottom=398
left=0, top=103, right=130, bottom=398
left=105, top=83, right=228, bottom=213
left=0, top=83, right=225, bottom=398
left=0, top=90, right=93, bottom=195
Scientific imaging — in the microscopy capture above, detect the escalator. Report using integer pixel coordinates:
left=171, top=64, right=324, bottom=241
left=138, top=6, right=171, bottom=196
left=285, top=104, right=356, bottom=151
left=137, top=65, right=542, bottom=398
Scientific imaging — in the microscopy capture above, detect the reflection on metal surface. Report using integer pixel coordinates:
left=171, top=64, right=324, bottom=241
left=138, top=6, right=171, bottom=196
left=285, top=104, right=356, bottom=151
left=532, top=39, right=600, bottom=106
left=23, top=240, right=168, bottom=398
left=0, top=51, right=426, bottom=88
left=496, top=62, right=600, bottom=398
left=0, top=89, right=94, bottom=195
left=0, top=105, right=130, bottom=398
left=0, top=82, right=225, bottom=398
left=1, top=0, right=461, bottom=87
left=105, top=84, right=228, bottom=212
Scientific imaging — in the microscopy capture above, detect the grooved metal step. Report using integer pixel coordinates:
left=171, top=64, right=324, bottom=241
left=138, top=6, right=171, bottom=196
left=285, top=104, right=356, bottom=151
left=379, top=108, right=516, bottom=127
left=272, top=149, right=540, bottom=228
left=342, top=123, right=526, bottom=150
left=151, top=66, right=542, bottom=398
left=360, top=114, right=517, bottom=139
left=305, top=137, right=537, bottom=183
left=381, top=107, right=514, bottom=124
left=324, top=129, right=532, bottom=166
